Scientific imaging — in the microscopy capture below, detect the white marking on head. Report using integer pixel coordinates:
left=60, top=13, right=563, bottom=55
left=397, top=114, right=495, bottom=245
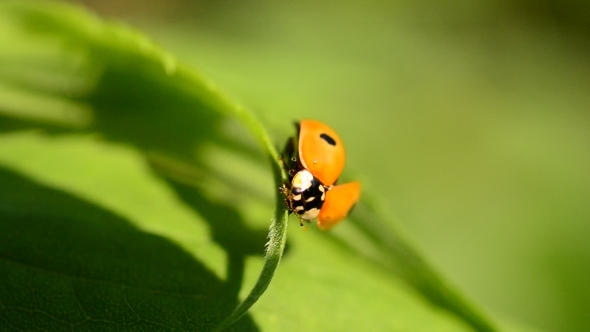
left=292, top=170, right=314, bottom=193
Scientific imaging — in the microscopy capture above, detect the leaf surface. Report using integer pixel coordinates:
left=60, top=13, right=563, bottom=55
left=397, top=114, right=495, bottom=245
left=0, top=2, right=518, bottom=331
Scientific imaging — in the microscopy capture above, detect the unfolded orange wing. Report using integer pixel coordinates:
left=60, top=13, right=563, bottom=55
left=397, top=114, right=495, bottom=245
left=317, top=181, right=361, bottom=230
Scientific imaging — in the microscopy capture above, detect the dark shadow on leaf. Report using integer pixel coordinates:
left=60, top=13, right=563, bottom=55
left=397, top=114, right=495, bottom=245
left=153, top=167, right=271, bottom=293
left=0, top=166, right=258, bottom=332
left=0, top=6, right=285, bottom=331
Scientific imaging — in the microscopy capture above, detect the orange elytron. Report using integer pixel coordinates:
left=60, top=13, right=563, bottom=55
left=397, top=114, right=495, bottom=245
left=281, top=119, right=361, bottom=230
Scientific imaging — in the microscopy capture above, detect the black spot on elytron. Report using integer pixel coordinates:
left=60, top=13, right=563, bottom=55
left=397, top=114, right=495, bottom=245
left=320, top=133, right=336, bottom=146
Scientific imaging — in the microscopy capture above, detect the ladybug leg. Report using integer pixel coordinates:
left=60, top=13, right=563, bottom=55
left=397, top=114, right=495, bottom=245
left=278, top=184, right=294, bottom=215
left=294, top=214, right=307, bottom=231
left=278, top=183, right=288, bottom=195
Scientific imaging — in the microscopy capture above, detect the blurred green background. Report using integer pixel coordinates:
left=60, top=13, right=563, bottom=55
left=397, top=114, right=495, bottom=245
left=5, top=0, right=590, bottom=331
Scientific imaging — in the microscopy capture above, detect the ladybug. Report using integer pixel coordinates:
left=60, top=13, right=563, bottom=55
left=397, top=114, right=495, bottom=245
left=281, top=119, right=361, bottom=230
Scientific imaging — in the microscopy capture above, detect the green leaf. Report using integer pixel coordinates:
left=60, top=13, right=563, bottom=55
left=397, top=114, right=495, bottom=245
left=0, top=2, right=287, bottom=331
left=0, top=2, right=519, bottom=331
